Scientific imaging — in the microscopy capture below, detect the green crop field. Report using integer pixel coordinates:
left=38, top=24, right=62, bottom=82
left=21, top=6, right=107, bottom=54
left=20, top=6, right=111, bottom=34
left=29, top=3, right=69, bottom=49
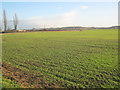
left=2, top=29, right=119, bottom=88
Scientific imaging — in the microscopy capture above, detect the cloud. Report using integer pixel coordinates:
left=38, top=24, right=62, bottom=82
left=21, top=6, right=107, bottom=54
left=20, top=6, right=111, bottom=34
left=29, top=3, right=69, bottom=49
left=14, top=10, right=78, bottom=29
left=80, top=6, right=88, bottom=9
left=6, top=5, right=89, bottom=29
left=60, top=11, right=77, bottom=23
left=7, top=4, right=117, bottom=30
left=57, top=6, right=62, bottom=10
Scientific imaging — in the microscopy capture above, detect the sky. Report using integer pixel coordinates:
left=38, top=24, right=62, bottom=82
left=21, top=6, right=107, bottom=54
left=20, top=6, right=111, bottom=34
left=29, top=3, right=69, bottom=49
left=1, top=2, right=118, bottom=29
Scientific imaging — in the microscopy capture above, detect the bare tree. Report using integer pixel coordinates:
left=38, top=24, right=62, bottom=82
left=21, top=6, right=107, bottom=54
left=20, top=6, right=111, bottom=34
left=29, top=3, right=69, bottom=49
left=3, top=9, right=7, bottom=32
left=7, top=26, right=10, bottom=31
left=44, top=24, right=46, bottom=30
left=0, top=27, right=1, bottom=32
left=13, top=13, right=18, bottom=31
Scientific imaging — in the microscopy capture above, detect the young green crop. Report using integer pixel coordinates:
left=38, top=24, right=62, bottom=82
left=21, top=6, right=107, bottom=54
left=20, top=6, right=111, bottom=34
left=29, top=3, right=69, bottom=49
left=2, top=29, right=119, bottom=88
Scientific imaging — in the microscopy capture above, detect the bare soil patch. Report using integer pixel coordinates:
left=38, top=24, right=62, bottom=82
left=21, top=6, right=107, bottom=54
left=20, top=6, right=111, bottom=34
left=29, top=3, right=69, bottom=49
left=2, top=62, right=60, bottom=88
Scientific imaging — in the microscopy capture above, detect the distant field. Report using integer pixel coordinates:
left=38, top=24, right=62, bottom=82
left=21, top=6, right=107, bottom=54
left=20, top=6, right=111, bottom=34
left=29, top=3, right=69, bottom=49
left=2, top=29, right=119, bottom=88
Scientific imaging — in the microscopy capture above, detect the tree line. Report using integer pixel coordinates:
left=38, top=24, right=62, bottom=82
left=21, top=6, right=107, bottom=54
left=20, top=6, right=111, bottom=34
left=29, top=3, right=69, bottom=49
left=2, top=9, right=18, bottom=32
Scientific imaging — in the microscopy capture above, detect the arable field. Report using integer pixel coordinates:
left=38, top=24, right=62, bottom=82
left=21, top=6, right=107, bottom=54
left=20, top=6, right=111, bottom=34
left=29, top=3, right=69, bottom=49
left=2, top=29, right=119, bottom=88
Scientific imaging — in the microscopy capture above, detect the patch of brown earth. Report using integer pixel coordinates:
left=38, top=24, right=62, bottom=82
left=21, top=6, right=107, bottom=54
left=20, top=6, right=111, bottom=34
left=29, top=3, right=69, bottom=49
left=2, top=62, right=60, bottom=88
